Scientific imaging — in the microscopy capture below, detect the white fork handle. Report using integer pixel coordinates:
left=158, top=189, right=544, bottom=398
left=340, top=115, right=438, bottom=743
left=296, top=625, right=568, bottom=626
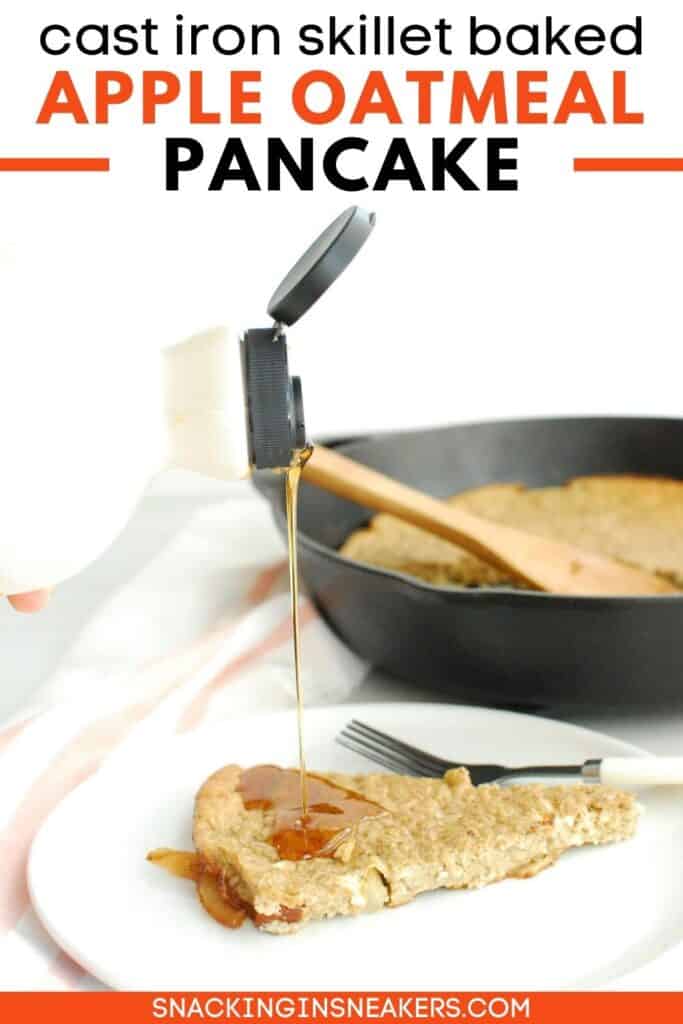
left=599, top=757, right=683, bottom=786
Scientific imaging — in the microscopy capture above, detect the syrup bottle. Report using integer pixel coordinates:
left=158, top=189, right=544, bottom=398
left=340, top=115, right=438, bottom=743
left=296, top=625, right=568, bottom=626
left=0, top=207, right=374, bottom=596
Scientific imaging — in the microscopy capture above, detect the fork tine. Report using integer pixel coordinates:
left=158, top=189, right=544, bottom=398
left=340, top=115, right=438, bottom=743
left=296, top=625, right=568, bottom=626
left=342, top=726, right=444, bottom=778
left=339, top=729, right=440, bottom=777
left=346, top=720, right=451, bottom=775
left=348, top=719, right=451, bottom=769
left=336, top=735, right=422, bottom=776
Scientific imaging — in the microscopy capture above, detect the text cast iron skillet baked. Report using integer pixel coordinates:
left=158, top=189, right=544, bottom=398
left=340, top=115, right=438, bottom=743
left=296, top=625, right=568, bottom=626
left=255, top=418, right=683, bottom=709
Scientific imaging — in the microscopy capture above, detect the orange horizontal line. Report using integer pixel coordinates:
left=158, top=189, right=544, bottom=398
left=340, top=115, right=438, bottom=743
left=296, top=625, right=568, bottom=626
left=0, top=157, right=109, bottom=172
left=575, top=157, right=683, bottom=172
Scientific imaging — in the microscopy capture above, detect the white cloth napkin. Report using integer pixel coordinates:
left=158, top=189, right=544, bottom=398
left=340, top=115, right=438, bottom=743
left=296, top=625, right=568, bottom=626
left=0, top=486, right=368, bottom=990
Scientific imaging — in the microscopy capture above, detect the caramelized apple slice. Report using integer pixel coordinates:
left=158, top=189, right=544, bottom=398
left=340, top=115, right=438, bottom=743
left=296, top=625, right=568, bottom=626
left=196, top=869, right=247, bottom=929
left=146, top=847, right=200, bottom=881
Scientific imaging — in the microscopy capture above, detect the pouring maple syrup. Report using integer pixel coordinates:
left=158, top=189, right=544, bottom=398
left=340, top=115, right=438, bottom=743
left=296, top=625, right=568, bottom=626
left=230, top=443, right=385, bottom=863
left=146, top=444, right=384, bottom=924
left=238, top=765, right=384, bottom=860
left=284, top=445, right=313, bottom=818
left=147, top=208, right=379, bottom=910
left=264, top=207, right=374, bottom=839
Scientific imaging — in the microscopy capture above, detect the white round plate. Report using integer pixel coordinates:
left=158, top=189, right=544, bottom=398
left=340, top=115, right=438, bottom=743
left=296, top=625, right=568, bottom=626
left=29, top=702, right=683, bottom=990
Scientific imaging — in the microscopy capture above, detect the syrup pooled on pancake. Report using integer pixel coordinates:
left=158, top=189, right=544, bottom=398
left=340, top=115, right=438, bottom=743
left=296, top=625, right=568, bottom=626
left=238, top=764, right=385, bottom=860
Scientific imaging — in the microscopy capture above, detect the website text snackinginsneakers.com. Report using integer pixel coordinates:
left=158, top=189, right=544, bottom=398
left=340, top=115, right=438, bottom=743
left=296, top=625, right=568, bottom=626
left=151, top=995, right=532, bottom=1021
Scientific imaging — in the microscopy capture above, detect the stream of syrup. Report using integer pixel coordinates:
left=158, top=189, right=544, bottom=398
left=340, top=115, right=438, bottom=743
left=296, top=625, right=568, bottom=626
left=272, top=446, right=386, bottom=860
left=285, top=445, right=313, bottom=819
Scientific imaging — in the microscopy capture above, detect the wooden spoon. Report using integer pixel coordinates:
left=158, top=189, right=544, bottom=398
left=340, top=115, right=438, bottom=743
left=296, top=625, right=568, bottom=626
left=304, top=446, right=677, bottom=597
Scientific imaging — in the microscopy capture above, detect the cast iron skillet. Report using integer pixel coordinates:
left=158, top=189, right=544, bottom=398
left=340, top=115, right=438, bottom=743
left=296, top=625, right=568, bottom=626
left=254, top=417, right=683, bottom=709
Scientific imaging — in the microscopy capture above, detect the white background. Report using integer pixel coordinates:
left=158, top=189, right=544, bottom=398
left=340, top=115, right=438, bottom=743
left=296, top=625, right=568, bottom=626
left=1, top=1, right=681, bottom=441
left=1, top=4, right=683, bottom=990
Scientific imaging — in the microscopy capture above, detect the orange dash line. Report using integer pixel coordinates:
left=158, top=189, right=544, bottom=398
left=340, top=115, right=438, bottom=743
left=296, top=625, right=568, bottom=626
left=0, top=158, right=110, bottom=172
left=574, top=158, right=683, bottom=172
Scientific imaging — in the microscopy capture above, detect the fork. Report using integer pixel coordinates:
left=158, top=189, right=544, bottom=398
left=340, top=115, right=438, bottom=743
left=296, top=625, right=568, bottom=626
left=337, top=719, right=683, bottom=786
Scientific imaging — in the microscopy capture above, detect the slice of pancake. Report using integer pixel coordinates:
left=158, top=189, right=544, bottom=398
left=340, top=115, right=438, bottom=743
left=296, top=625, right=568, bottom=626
left=340, top=476, right=683, bottom=590
left=190, top=765, right=638, bottom=934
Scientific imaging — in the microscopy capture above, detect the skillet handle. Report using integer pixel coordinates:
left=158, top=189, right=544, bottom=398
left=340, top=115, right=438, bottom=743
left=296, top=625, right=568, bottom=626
left=596, top=757, right=683, bottom=786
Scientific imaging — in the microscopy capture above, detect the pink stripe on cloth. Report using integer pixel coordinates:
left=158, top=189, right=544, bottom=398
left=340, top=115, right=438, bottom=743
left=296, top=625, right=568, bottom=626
left=124, top=559, right=287, bottom=691
left=47, top=947, right=88, bottom=989
left=0, top=559, right=290, bottom=963
left=104, top=560, right=287, bottom=695
left=246, top=559, right=287, bottom=604
left=0, top=698, right=158, bottom=936
left=0, top=713, right=40, bottom=754
left=177, top=601, right=318, bottom=733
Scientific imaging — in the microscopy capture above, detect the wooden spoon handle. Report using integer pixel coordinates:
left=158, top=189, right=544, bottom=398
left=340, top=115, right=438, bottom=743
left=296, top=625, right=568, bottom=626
left=304, top=446, right=677, bottom=596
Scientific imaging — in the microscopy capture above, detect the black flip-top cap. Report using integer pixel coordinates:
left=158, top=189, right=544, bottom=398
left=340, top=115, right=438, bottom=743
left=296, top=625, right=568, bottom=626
left=267, top=206, right=375, bottom=326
